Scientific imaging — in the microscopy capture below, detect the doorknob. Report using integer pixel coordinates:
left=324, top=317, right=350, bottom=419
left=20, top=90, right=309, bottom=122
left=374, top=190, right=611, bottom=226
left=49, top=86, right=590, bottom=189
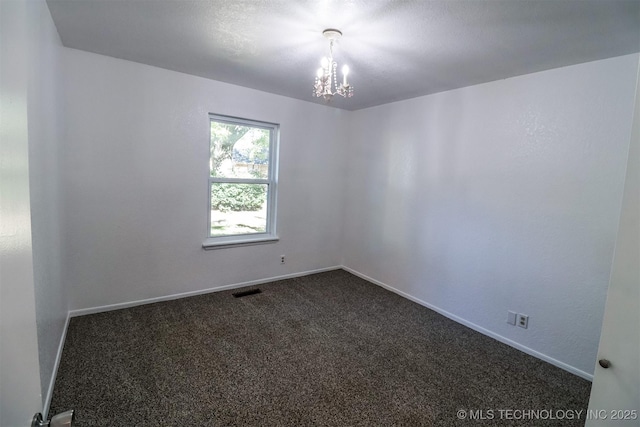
left=598, top=359, right=611, bottom=369
left=32, top=410, right=75, bottom=427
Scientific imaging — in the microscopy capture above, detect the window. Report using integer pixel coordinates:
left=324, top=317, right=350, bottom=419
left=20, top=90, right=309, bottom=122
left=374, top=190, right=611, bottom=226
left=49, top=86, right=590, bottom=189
left=204, top=114, right=279, bottom=248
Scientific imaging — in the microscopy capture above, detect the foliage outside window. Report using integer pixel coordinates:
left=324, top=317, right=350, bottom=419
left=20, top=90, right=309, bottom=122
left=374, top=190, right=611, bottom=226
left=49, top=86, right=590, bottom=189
left=205, top=114, right=278, bottom=247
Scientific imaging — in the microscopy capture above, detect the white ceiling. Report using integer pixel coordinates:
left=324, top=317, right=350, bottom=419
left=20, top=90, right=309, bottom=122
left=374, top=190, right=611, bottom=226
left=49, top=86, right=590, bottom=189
left=47, top=0, right=640, bottom=111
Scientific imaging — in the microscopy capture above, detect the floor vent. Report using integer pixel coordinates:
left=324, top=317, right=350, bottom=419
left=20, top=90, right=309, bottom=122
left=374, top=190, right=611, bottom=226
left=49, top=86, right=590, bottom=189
left=232, top=288, right=262, bottom=298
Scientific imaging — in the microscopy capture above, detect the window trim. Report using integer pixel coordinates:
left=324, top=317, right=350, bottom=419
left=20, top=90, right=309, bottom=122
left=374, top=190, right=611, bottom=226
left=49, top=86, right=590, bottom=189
left=203, top=114, right=279, bottom=249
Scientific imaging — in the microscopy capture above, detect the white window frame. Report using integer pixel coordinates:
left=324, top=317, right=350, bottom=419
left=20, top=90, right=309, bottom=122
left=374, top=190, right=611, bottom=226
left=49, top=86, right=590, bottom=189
left=203, top=114, right=279, bottom=249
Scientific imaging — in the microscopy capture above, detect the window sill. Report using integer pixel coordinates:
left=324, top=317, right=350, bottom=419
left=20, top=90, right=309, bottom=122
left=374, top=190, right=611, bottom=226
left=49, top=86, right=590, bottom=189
left=202, top=235, right=279, bottom=250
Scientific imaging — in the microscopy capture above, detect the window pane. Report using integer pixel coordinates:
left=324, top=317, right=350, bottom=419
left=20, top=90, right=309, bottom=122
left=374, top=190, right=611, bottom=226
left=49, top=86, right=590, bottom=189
left=210, top=183, right=268, bottom=236
left=210, top=121, right=270, bottom=179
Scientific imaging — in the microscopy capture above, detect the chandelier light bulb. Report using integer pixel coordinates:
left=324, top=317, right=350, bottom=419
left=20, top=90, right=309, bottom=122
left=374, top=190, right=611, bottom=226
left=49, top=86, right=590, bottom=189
left=342, top=65, right=349, bottom=85
left=321, top=56, right=329, bottom=68
left=316, top=68, right=324, bottom=78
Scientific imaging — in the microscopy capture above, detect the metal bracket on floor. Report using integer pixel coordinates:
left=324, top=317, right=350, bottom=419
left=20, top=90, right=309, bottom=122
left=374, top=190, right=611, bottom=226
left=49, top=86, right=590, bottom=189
left=32, top=410, right=75, bottom=427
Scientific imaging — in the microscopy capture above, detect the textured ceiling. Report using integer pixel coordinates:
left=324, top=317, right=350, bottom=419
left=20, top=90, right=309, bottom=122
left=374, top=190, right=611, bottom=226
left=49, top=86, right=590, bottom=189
left=47, top=0, right=640, bottom=111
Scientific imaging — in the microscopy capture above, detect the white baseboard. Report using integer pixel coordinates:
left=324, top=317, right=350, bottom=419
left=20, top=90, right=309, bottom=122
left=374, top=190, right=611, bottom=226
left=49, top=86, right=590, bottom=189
left=69, top=266, right=342, bottom=318
left=43, top=310, right=71, bottom=419
left=341, top=266, right=593, bottom=382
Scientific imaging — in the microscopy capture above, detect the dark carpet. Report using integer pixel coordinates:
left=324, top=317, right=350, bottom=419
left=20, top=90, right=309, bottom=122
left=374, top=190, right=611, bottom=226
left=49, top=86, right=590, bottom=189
left=50, top=270, right=591, bottom=426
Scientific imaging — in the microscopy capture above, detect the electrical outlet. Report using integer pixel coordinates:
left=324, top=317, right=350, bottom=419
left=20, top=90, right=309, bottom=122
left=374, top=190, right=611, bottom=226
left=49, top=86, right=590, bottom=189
left=507, top=311, right=517, bottom=325
left=517, top=314, right=529, bottom=329
left=280, top=255, right=285, bottom=264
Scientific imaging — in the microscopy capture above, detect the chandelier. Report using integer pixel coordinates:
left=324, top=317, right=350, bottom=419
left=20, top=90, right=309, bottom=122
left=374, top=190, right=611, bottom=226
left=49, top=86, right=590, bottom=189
left=313, top=29, right=353, bottom=101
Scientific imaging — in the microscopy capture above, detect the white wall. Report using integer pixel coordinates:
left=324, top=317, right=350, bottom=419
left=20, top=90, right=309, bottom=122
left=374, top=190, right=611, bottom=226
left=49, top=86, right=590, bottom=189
left=0, top=0, right=46, bottom=424
left=26, top=0, right=68, bottom=412
left=61, top=48, right=348, bottom=311
left=343, top=54, right=639, bottom=377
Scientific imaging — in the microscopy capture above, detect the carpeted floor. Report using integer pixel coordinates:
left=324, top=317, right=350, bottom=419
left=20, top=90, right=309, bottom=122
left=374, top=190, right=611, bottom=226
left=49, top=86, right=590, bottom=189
left=50, top=270, right=591, bottom=426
